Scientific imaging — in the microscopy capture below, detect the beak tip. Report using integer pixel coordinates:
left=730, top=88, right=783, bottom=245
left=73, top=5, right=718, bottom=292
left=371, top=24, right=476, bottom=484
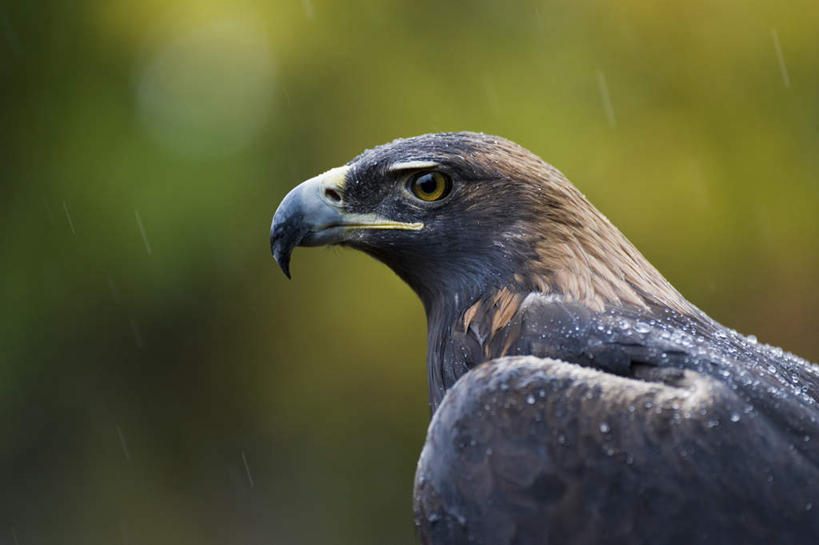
left=279, top=259, right=292, bottom=279
left=271, top=236, right=293, bottom=279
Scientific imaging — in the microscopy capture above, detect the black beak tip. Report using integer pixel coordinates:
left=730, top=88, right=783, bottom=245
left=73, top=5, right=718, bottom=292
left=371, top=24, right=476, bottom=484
left=270, top=234, right=292, bottom=279
left=271, top=220, right=302, bottom=279
left=275, top=250, right=292, bottom=279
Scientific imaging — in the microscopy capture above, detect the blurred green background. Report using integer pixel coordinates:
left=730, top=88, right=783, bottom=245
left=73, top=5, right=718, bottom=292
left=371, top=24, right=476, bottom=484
left=2, top=0, right=818, bottom=543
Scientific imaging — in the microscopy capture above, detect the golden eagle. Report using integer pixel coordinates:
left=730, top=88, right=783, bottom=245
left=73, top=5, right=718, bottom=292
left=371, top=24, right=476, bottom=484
left=270, top=132, right=819, bottom=544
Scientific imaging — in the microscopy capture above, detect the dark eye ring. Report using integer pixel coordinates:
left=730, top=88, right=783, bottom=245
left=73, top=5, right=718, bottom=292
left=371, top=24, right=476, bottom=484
left=408, top=171, right=452, bottom=202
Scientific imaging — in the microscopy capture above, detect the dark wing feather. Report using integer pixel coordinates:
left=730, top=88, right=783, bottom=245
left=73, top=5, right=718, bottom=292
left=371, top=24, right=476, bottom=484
left=416, top=295, right=819, bottom=544
left=415, top=357, right=819, bottom=545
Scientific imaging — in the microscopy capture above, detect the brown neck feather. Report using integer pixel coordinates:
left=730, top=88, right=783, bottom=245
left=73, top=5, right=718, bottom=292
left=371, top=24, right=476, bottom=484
left=513, top=163, right=697, bottom=315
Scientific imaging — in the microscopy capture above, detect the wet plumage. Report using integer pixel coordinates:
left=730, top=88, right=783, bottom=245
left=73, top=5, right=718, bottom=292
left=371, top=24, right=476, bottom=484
left=270, top=132, right=819, bottom=544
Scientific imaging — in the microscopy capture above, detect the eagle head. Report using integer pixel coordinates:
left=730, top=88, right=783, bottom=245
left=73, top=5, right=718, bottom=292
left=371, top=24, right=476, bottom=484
left=271, top=132, right=691, bottom=316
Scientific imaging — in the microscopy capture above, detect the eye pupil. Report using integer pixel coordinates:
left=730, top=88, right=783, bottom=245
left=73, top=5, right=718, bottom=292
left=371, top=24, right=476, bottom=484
left=418, top=175, right=437, bottom=194
left=409, top=171, right=451, bottom=201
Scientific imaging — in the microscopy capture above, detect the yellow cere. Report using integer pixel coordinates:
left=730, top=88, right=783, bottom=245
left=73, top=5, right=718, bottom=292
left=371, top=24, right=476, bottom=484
left=317, top=165, right=351, bottom=191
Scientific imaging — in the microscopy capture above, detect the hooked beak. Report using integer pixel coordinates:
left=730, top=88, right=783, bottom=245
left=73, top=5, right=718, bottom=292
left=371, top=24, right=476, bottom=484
left=270, top=165, right=423, bottom=278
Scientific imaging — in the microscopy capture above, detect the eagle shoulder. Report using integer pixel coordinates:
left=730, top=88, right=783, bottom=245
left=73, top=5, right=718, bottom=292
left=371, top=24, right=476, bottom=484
left=414, top=356, right=819, bottom=545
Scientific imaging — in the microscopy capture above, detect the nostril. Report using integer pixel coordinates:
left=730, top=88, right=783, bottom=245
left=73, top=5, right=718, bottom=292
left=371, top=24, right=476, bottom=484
left=324, top=188, right=342, bottom=203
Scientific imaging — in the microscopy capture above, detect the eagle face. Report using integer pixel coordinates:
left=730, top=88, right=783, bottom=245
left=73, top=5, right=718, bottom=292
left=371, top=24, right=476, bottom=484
left=271, top=132, right=550, bottom=307
left=271, top=131, right=692, bottom=317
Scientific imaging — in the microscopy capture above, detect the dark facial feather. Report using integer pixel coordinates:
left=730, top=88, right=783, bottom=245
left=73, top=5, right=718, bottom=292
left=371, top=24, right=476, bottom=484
left=340, top=132, right=697, bottom=318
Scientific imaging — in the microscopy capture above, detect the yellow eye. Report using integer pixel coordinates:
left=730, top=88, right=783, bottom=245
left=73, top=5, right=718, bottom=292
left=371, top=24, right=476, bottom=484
left=409, top=171, right=451, bottom=202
